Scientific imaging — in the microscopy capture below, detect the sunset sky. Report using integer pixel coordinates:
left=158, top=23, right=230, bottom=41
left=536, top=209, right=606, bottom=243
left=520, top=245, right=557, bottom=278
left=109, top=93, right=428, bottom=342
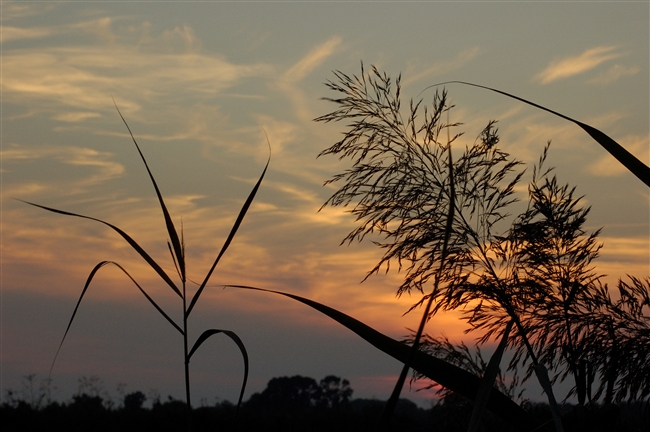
left=2, top=1, right=648, bottom=407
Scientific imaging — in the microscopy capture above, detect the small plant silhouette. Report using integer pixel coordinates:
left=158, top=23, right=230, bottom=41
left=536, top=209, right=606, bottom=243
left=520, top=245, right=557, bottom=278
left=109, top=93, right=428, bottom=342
left=21, top=103, right=269, bottom=426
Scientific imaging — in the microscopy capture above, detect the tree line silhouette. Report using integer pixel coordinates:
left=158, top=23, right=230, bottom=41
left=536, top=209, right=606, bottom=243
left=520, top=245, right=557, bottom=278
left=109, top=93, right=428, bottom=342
left=3, top=373, right=648, bottom=431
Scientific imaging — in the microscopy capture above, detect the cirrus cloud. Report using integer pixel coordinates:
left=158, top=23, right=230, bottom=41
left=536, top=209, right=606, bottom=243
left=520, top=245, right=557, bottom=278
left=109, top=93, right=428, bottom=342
left=533, top=46, right=623, bottom=84
left=586, top=64, right=640, bottom=85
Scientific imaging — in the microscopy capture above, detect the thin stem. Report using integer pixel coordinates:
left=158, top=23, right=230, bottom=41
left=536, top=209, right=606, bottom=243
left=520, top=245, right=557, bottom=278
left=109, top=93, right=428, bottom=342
left=183, top=281, right=192, bottom=429
left=379, top=143, right=455, bottom=430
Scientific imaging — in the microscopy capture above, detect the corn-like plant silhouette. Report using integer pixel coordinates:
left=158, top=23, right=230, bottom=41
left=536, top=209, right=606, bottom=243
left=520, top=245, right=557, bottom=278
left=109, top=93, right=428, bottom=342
left=20, top=104, right=269, bottom=427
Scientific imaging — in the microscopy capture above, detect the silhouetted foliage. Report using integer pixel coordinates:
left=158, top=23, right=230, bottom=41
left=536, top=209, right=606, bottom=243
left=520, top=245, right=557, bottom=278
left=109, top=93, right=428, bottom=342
left=123, top=391, right=146, bottom=411
left=578, top=277, right=650, bottom=404
left=245, top=374, right=353, bottom=413
left=22, top=107, right=268, bottom=423
left=315, top=64, right=649, bottom=431
left=314, top=64, right=561, bottom=420
left=3, top=373, right=649, bottom=432
left=404, top=332, right=525, bottom=402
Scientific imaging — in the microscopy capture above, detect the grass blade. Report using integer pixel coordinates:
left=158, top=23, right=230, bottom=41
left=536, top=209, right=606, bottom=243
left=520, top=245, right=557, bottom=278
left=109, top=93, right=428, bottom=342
left=50, top=260, right=183, bottom=378
left=18, top=199, right=182, bottom=298
left=113, top=100, right=186, bottom=281
left=186, top=144, right=271, bottom=317
left=467, top=320, right=513, bottom=432
left=188, top=329, right=249, bottom=419
left=420, top=81, right=650, bottom=187
left=226, top=284, right=535, bottom=432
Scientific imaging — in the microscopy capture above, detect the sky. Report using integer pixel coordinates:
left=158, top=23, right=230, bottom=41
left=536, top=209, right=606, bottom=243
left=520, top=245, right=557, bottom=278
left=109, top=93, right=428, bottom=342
left=1, top=0, right=648, bottom=409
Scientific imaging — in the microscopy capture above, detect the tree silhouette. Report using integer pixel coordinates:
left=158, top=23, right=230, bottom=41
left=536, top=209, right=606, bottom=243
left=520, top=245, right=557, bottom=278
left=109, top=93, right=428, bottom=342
left=246, top=375, right=353, bottom=413
left=318, top=375, right=353, bottom=409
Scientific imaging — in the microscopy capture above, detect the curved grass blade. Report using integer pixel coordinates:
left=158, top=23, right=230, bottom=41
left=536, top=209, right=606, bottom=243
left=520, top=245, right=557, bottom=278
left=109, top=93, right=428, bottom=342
left=50, top=260, right=183, bottom=378
left=18, top=199, right=182, bottom=298
left=186, top=141, right=271, bottom=317
left=380, top=142, right=456, bottom=429
left=188, top=329, right=249, bottom=420
left=113, top=100, right=186, bottom=281
left=420, top=81, right=650, bottom=187
left=468, top=320, right=513, bottom=432
left=226, top=284, right=535, bottom=432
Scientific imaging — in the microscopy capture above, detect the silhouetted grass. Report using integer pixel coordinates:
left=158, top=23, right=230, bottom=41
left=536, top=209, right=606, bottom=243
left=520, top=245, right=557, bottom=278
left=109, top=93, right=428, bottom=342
left=20, top=103, right=269, bottom=427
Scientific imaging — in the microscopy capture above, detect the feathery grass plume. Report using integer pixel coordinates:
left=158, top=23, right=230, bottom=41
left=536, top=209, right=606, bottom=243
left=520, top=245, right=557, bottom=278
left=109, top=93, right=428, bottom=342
left=20, top=104, right=269, bottom=429
left=314, top=63, right=572, bottom=430
left=574, top=277, right=650, bottom=404
left=503, top=145, right=604, bottom=406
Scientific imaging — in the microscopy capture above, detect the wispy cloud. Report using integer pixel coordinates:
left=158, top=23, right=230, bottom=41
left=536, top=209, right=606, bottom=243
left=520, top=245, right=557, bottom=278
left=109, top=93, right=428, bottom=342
left=282, top=36, right=342, bottom=83
left=1, top=145, right=125, bottom=195
left=1, top=26, right=54, bottom=42
left=402, top=47, right=480, bottom=87
left=1, top=2, right=58, bottom=21
left=2, top=20, right=272, bottom=115
left=53, top=112, right=103, bottom=122
left=276, top=36, right=342, bottom=123
left=533, top=46, right=623, bottom=84
left=586, top=64, right=640, bottom=85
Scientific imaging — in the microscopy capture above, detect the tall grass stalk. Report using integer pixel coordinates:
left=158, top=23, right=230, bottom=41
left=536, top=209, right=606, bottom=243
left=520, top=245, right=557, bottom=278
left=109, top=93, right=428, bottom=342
left=20, top=104, right=269, bottom=428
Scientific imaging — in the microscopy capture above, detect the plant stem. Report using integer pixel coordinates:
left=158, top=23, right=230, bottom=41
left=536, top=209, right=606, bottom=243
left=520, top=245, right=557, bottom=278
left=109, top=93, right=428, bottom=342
left=183, top=281, right=192, bottom=430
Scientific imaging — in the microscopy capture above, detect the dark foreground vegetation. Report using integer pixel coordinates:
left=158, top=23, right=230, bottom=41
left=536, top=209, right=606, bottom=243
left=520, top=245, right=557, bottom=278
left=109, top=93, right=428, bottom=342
left=2, top=374, right=648, bottom=432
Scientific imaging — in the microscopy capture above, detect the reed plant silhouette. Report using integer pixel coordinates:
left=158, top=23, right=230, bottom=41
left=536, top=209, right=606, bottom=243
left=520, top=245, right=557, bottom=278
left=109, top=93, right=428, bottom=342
left=313, top=64, right=551, bottom=430
left=20, top=103, right=269, bottom=428
left=313, top=63, right=649, bottom=431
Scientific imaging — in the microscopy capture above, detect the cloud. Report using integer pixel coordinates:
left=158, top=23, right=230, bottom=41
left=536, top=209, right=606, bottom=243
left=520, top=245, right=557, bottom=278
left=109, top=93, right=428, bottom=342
left=276, top=36, right=342, bottom=123
left=0, top=26, right=54, bottom=42
left=53, top=112, right=103, bottom=122
left=1, top=2, right=58, bottom=21
left=1, top=145, right=125, bottom=195
left=283, top=36, right=342, bottom=83
left=254, top=115, right=298, bottom=155
left=2, top=20, right=272, bottom=115
left=586, top=64, right=640, bottom=85
left=402, top=47, right=480, bottom=87
left=533, top=46, right=623, bottom=84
